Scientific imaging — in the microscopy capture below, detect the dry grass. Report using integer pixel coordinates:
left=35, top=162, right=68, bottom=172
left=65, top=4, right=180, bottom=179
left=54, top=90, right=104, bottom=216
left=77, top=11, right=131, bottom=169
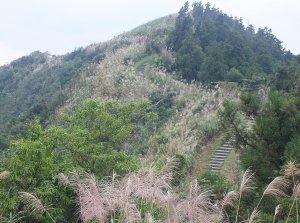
left=246, top=208, right=259, bottom=223
left=274, top=204, right=282, bottom=219
left=221, top=191, right=238, bottom=209
left=156, top=83, right=238, bottom=155
left=19, top=192, right=47, bottom=215
left=68, top=160, right=229, bottom=223
left=293, top=182, right=300, bottom=198
left=64, top=161, right=300, bottom=222
left=239, top=168, right=255, bottom=195
left=170, top=179, right=221, bottom=223
left=57, top=28, right=239, bottom=159
left=284, top=161, right=298, bottom=177
left=19, top=192, right=52, bottom=221
left=262, top=176, right=289, bottom=198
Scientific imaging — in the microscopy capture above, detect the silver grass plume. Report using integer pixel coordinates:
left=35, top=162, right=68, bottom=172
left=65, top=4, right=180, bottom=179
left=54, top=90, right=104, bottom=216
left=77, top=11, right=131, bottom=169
left=104, top=175, right=141, bottom=223
left=145, top=212, right=155, bottom=223
left=293, top=182, right=300, bottom=198
left=161, top=156, right=178, bottom=181
left=239, top=168, right=255, bottom=194
left=284, top=161, right=298, bottom=177
left=173, top=179, right=220, bottom=223
left=221, top=191, right=238, bottom=209
left=274, top=204, right=282, bottom=219
left=57, top=173, right=70, bottom=186
left=70, top=171, right=109, bottom=223
left=246, top=208, right=259, bottom=223
left=262, top=176, right=289, bottom=198
left=19, top=192, right=49, bottom=215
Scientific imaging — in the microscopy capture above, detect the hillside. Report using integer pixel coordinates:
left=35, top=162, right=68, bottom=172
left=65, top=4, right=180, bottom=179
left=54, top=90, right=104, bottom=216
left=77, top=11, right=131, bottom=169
left=0, top=1, right=300, bottom=222
left=0, top=4, right=298, bottom=148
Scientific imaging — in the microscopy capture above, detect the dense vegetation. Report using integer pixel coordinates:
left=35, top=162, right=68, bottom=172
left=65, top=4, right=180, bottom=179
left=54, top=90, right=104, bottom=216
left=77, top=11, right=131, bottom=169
left=0, top=1, right=300, bottom=222
left=167, top=2, right=296, bottom=85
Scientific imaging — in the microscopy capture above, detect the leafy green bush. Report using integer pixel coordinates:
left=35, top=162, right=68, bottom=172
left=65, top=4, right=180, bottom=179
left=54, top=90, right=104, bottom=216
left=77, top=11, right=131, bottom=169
left=197, top=170, right=231, bottom=195
left=240, top=91, right=261, bottom=115
left=224, top=68, right=244, bottom=83
left=197, top=119, right=221, bottom=141
left=0, top=99, right=162, bottom=221
left=285, top=134, right=300, bottom=162
left=172, top=153, right=193, bottom=186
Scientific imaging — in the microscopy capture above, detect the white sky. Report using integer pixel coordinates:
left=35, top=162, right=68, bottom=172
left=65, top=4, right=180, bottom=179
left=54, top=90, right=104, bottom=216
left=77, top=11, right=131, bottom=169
left=0, top=0, right=299, bottom=65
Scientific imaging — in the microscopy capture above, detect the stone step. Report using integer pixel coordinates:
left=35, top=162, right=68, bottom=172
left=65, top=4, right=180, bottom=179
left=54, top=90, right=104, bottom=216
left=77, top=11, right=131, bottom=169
left=211, top=166, right=222, bottom=171
left=215, top=150, right=230, bottom=155
left=215, top=151, right=230, bottom=156
left=210, top=119, right=254, bottom=172
left=210, top=163, right=223, bottom=168
left=218, top=146, right=232, bottom=150
left=223, top=142, right=233, bottom=146
left=217, top=147, right=231, bottom=151
left=212, top=154, right=227, bottom=159
left=211, top=155, right=226, bottom=159
left=210, top=161, right=224, bottom=165
left=211, top=160, right=223, bottom=165
left=210, top=158, right=225, bottom=163
left=213, top=153, right=228, bottom=157
left=211, top=167, right=220, bottom=172
left=220, top=143, right=232, bottom=148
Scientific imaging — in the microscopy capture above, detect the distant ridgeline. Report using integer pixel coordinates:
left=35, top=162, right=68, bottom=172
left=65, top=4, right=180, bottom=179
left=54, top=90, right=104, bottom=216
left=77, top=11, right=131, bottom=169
left=166, top=2, right=297, bottom=85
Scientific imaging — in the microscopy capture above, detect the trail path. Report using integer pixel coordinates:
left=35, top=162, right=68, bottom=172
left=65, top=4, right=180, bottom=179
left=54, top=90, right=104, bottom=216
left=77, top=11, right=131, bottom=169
left=210, top=119, right=255, bottom=172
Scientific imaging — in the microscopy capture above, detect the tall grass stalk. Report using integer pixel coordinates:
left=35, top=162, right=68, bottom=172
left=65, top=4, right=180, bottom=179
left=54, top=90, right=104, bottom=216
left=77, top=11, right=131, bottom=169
left=285, top=198, right=296, bottom=223
left=284, top=161, right=299, bottom=223
left=256, top=176, right=288, bottom=209
left=19, top=192, right=54, bottom=223
left=235, top=169, right=255, bottom=223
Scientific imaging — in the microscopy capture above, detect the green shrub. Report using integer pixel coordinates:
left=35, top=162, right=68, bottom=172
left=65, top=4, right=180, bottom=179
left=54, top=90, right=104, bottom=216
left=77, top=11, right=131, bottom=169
left=240, top=91, right=261, bottom=115
left=284, top=134, right=300, bottom=162
left=197, top=119, right=221, bottom=141
left=197, top=170, right=231, bottom=195
left=224, top=68, right=244, bottom=83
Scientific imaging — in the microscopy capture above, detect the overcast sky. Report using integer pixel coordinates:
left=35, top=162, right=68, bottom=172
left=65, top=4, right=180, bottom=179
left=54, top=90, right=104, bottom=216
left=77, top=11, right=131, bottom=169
left=0, top=0, right=299, bottom=65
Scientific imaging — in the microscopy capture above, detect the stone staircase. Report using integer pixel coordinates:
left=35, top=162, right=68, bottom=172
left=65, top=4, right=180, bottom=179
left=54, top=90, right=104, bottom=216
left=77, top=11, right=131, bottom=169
left=210, top=118, right=255, bottom=172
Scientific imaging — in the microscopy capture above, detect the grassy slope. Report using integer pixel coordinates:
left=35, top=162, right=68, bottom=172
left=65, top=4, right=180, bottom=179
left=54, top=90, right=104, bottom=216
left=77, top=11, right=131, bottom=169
left=56, top=15, right=241, bottom=184
left=0, top=14, right=241, bottom=183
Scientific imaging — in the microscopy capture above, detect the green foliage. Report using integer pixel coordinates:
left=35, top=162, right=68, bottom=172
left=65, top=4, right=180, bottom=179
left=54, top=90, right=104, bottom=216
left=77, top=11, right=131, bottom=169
left=218, top=100, right=244, bottom=130
left=241, top=90, right=300, bottom=182
left=224, top=68, right=244, bottom=83
left=137, top=199, right=167, bottom=221
left=197, top=119, right=221, bottom=142
left=240, top=91, right=261, bottom=115
left=0, top=120, right=75, bottom=222
left=197, top=170, right=231, bottom=195
left=273, top=62, right=300, bottom=90
left=148, top=88, right=178, bottom=124
left=175, top=34, right=205, bottom=81
left=135, top=54, right=164, bottom=70
left=171, top=153, right=194, bottom=186
left=0, top=99, right=159, bottom=220
left=167, top=1, right=293, bottom=84
left=284, top=134, right=300, bottom=163
left=0, top=45, right=108, bottom=148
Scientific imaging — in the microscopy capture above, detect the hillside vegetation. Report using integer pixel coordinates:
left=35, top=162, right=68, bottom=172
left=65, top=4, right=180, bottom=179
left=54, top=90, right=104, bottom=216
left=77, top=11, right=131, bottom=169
left=0, top=1, right=300, bottom=222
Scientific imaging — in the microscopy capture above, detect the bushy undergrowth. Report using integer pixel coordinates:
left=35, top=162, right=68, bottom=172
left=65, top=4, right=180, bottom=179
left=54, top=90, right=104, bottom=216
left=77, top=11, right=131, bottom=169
left=3, top=159, right=300, bottom=222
